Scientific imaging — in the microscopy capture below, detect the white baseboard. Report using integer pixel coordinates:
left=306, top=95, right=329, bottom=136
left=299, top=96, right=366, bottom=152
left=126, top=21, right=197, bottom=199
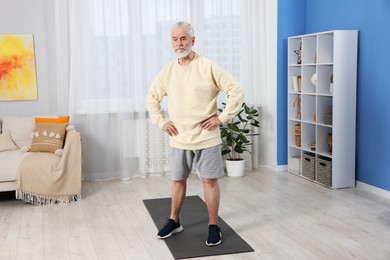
left=258, top=164, right=288, bottom=171
left=274, top=165, right=288, bottom=171
left=356, top=181, right=390, bottom=200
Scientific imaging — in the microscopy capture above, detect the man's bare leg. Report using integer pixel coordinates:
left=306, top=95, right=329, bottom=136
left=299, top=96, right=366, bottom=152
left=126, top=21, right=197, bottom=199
left=202, top=178, right=220, bottom=225
left=170, top=179, right=187, bottom=222
left=157, top=179, right=186, bottom=239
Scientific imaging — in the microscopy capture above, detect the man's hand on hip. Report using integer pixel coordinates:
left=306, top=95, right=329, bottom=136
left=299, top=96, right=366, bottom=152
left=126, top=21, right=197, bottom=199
left=200, top=115, right=222, bottom=131
left=162, top=121, right=178, bottom=136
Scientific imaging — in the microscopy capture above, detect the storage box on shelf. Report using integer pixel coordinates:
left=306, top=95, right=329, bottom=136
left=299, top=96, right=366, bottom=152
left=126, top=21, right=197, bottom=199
left=317, top=156, right=332, bottom=187
left=287, top=30, right=358, bottom=189
left=302, top=152, right=315, bottom=180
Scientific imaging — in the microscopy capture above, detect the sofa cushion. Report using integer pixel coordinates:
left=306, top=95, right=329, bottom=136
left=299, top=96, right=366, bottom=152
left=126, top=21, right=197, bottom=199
left=2, top=116, right=34, bottom=149
left=35, top=116, right=70, bottom=124
left=0, top=132, right=18, bottom=152
left=29, top=122, right=69, bottom=153
left=0, top=150, right=31, bottom=182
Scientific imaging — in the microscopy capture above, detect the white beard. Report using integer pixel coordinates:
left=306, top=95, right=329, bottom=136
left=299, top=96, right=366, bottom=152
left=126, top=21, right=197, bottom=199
left=174, top=47, right=191, bottom=58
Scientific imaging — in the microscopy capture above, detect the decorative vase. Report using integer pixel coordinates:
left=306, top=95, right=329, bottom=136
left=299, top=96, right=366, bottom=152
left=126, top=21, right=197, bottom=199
left=225, top=159, right=245, bottom=177
left=311, top=73, right=317, bottom=85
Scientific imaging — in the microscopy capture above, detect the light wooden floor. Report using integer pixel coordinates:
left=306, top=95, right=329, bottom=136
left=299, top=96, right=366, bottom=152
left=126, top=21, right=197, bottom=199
left=1, top=168, right=390, bottom=260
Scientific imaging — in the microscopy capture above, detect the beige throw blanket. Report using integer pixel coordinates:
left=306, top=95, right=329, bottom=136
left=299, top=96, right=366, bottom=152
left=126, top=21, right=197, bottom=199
left=16, top=130, right=82, bottom=205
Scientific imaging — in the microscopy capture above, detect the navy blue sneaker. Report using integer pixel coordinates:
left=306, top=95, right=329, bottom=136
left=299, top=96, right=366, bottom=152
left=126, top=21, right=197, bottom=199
left=206, top=225, right=222, bottom=246
left=157, top=218, right=183, bottom=239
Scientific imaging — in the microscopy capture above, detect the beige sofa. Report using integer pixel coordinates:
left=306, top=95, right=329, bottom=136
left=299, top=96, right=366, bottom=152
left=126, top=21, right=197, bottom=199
left=0, top=116, right=82, bottom=204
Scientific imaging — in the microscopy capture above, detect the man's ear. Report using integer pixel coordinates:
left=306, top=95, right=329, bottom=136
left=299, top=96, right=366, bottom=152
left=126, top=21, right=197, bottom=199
left=192, top=36, right=195, bottom=46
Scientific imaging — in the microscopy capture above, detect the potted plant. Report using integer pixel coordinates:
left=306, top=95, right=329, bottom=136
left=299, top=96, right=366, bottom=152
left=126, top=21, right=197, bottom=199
left=218, top=102, right=260, bottom=177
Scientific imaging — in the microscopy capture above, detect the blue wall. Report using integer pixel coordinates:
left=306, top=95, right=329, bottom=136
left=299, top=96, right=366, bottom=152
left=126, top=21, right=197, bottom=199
left=277, top=0, right=390, bottom=191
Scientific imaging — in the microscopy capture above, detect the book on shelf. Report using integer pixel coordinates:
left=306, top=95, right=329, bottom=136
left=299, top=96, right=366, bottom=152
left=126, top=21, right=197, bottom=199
left=293, top=75, right=301, bottom=92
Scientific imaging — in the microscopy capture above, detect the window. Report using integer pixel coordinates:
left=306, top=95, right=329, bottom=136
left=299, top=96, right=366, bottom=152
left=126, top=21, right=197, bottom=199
left=75, top=0, right=245, bottom=113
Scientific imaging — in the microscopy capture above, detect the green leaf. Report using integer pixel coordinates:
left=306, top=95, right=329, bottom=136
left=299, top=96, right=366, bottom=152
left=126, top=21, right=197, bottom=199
left=221, top=150, right=231, bottom=156
left=234, top=146, right=244, bottom=154
left=232, top=124, right=240, bottom=132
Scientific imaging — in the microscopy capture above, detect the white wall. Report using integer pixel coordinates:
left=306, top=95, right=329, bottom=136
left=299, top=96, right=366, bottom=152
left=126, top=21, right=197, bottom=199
left=0, top=0, right=55, bottom=118
left=259, top=0, right=278, bottom=169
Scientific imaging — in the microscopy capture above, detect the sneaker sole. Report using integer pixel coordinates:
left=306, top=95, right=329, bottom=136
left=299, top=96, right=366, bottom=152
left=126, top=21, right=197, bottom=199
left=205, top=232, right=222, bottom=246
left=157, top=226, right=183, bottom=239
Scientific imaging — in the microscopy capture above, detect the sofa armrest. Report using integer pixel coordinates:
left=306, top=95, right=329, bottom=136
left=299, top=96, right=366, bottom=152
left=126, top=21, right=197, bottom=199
left=59, top=129, right=82, bottom=187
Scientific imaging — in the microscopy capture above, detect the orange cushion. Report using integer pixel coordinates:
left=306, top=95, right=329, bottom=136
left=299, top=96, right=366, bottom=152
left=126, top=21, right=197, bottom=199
left=35, top=116, right=70, bottom=124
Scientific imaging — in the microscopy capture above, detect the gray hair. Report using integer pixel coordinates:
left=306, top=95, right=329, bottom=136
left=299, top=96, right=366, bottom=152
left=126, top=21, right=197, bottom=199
left=172, top=21, right=194, bottom=37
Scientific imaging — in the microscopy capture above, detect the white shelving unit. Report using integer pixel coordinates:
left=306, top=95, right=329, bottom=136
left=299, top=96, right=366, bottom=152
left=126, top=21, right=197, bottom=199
left=287, top=30, right=358, bottom=189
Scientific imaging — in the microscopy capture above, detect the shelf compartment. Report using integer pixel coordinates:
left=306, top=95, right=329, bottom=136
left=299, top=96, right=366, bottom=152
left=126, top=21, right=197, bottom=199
left=302, top=36, right=317, bottom=64
left=288, top=94, right=302, bottom=120
left=301, top=95, right=316, bottom=123
left=317, top=33, right=334, bottom=64
left=317, top=125, right=332, bottom=156
left=301, top=66, right=317, bottom=93
left=288, top=147, right=301, bottom=175
left=288, top=66, right=302, bottom=92
left=288, top=38, right=302, bottom=65
left=288, top=121, right=301, bottom=148
left=301, top=123, right=316, bottom=151
left=316, top=65, right=333, bottom=95
left=317, top=96, right=333, bottom=126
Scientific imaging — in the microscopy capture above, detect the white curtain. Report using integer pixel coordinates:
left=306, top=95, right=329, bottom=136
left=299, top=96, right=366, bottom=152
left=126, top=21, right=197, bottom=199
left=52, top=0, right=267, bottom=180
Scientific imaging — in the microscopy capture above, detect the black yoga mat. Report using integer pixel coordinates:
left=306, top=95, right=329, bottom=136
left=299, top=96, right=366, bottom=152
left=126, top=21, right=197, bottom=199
left=143, top=195, right=254, bottom=259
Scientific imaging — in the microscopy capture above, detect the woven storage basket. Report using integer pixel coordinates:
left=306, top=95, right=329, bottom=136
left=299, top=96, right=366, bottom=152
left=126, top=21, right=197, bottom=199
left=302, top=152, right=315, bottom=180
left=317, top=156, right=332, bottom=187
left=294, top=124, right=301, bottom=147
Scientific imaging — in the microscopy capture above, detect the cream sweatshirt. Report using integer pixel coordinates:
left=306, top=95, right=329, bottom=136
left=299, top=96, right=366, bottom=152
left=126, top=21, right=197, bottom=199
left=146, top=53, right=245, bottom=150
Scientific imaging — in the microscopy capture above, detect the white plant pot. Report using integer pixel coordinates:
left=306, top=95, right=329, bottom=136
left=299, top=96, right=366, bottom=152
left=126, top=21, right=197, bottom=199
left=225, top=159, right=245, bottom=177
left=330, top=83, right=334, bottom=94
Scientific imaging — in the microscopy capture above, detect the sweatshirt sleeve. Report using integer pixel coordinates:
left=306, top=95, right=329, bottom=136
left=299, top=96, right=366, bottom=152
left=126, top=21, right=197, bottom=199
left=146, top=75, right=170, bottom=129
left=212, top=63, right=245, bottom=124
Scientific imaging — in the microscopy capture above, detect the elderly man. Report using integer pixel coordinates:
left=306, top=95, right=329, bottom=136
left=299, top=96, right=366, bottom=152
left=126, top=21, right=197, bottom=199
left=146, top=21, right=244, bottom=246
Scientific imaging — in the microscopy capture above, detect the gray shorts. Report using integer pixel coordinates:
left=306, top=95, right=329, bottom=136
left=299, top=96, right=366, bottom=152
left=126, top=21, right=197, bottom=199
left=170, top=145, right=224, bottom=181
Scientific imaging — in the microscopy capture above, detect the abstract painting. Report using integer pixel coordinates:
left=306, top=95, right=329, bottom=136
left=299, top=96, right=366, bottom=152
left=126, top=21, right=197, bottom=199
left=0, top=34, right=38, bottom=101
